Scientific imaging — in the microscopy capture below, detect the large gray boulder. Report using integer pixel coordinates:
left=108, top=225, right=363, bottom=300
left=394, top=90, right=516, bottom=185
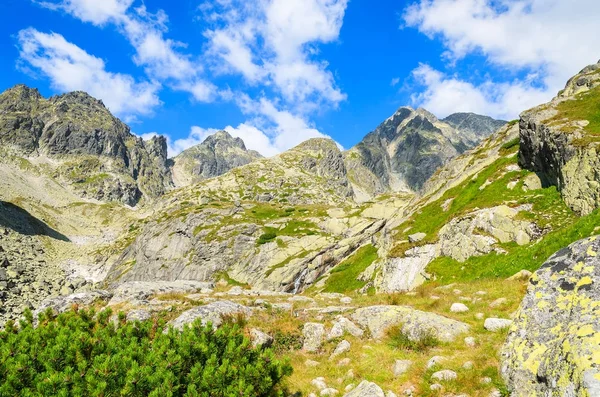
left=343, top=380, right=385, bottom=397
left=33, top=290, right=113, bottom=317
left=502, top=236, right=600, bottom=396
left=303, top=322, right=326, bottom=353
left=168, top=300, right=251, bottom=331
left=108, top=280, right=214, bottom=305
left=351, top=305, right=469, bottom=341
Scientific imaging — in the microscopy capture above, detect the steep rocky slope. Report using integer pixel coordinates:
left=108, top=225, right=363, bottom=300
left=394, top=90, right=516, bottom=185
left=442, top=112, right=507, bottom=148
left=344, top=107, right=505, bottom=201
left=0, top=85, right=171, bottom=206
left=103, top=138, right=405, bottom=292
left=171, top=130, right=262, bottom=187
left=519, top=60, right=600, bottom=215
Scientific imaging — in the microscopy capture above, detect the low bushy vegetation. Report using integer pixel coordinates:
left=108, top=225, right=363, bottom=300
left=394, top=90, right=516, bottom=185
left=0, top=308, right=292, bottom=396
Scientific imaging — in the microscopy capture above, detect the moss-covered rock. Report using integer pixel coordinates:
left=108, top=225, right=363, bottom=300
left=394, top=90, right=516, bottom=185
left=501, top=236, right=600, bottom=396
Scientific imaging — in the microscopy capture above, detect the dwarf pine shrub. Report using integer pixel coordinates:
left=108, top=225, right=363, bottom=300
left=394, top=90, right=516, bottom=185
left=0, top=308, right=292, bottom=396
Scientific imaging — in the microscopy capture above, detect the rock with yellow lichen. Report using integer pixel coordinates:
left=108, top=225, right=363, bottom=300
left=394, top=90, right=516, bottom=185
left=501, top=236, right=600, bottom=396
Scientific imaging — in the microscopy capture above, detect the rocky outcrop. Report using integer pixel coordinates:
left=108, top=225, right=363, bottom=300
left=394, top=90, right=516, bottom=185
left=438, top=205, right=541, bottom=262
left=343, top=381, right=385, bottom=397
left=168, top=300, right=251, bottom=330
left=0, top=85, right=172, bottom=205
left=351, top=305, right=469, bottom=341
left=102, top=138, right=381, bottom=293
left=171, top=130, right=262, bottom=187
left=502, top=236, right=600, bottom=396
left=376, top=245, right=437, bottom=293
left=442, top=112, right=507, bottom=147
left=344, top=107, right=505, bottom=200
left=519, top=60, right=600, bottom=215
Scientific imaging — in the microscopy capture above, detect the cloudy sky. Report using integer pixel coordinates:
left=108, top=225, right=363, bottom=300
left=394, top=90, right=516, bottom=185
left=1, top=0, right=599, bottom=157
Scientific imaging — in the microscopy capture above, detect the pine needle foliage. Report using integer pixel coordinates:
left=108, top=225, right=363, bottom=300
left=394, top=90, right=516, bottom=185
left=0, top=308, right=292, bottom=396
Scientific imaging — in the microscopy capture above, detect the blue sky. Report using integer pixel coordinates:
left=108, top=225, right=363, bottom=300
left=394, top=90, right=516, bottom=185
left=1, top=0, right=599, bottom=157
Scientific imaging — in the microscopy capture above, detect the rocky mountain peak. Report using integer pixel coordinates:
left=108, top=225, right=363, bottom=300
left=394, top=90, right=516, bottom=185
left=292, top=137, right=341, bottom=154
left=0, top=84, right=43, bottom=113
left=0, top=85, right=172, bottom=205
left=171, top=131, right=262, bottom=187
left=344, top=105, right=506, bottom=199
left=203, top=130, right=247, bottom=151
left=442, top=112, right=507, bottom=145
left=415, top=107, right=439, bottom=122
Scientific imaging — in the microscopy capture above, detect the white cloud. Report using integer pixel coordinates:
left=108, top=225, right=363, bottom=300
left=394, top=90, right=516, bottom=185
left=35, top=0, right=348, bottom=153
left=403, top=0, right=600, bottom=118
left=165, top=95, right=338, bottom=158
left=411, top=64, right=550, bottom=119
left=36, top=0, right=134, bottom=26
left=38, top=0, right=216, bottom=101
left=17, top=28, right=161, bottom=119
left=202, top=0, right=348, bottom=109
left=391, top=77, right=400, bottom=87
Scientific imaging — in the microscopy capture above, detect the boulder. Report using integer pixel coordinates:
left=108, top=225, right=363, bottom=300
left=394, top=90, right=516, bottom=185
left=408, top=233, right=426, bottom=243
left=327, top=316, right=364, bottom=340
left=377, top=245, right=438, bottom=293
left=303, top=323, right=326, bottom=352
left=126, top=309, right=151, bottom=323
left=342, top=380, right=385, bottom=397
left=450, top=303, right=469, bottom=313
left=502, top=236, right=600, bottom=396
left=351, top=305, right=469, bottom=341
left=330, top=340, right=351, bottom=358
left=168, top=300, right=251, bottom=331
left=484, top=318, right=512, bottom=332
left=250, top=328, right=273, bottom=348
left=439, top=205, right=540, bottom=262
left=507, top=270, right=533, bottom=281
left=393, top=359, right=413, bottom=377
left=431, top=370, right=457, bottom=382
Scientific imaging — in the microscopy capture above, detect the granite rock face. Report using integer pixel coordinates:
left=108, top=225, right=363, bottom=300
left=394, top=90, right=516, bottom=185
left=442, top=112, right=507, bottom=148
left=0, top=85, right=172, bottom=205
left=103, top=138, right=383, bottom=293
left=171, top=130, right=262, bottom=187
left=519, top=60, right=600, bottom=215
left=344, top=107, right=506, bottom=200
left=502, top=236, right=600, bottom=396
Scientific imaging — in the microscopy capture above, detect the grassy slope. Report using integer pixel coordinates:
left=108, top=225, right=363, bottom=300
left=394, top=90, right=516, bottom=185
left=388, top=141, right=600, bottom=283
left=242, top=278, right=525, bottom=397
left=322, top=244, right=379, bottom=293
left=549, top=85, right=600, bottom=145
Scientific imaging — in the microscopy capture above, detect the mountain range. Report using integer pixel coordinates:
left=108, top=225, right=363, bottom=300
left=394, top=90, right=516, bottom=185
left=2, top=61, right=600, bottom=396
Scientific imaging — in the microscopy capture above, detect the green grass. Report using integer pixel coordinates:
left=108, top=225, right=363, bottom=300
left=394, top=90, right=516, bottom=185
left=386, top=325, right=440, bottom=352
left=214, top=272, right=250, bottom=289
left=322, top=244, right=378, bottom=293
left=500, top=137, right=520, bottom=154
left=550, top=85, right=600, bottom=144
left=390, top=154, right=526, bottom=256
left=428, top=208, right=600, bottom=283
left=257, top=232, right=278, bottom=245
